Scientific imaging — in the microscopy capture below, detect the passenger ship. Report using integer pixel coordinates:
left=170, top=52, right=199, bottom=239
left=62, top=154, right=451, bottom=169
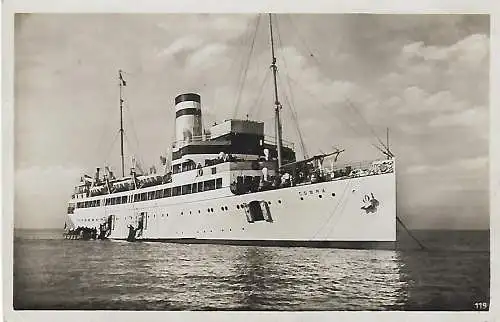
left=64, top=14, right=396, bottom=248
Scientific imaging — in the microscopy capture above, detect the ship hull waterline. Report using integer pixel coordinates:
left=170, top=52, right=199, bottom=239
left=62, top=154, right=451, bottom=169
left=67, top=172, right=396, bottom=250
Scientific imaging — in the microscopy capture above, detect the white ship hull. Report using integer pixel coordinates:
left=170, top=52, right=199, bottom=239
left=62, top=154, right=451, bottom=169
left=66, top=171, right=396, bottom=248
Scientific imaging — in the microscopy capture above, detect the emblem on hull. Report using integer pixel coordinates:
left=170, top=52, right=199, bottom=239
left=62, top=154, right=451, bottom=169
left=361, top=193, right=379, bottom=214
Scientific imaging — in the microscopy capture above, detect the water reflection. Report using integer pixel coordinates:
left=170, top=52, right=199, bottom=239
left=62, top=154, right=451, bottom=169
left=232, top=246, right=405, bottom=310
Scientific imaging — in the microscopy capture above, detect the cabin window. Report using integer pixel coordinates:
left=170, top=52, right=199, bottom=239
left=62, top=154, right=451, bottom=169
left=173, top=164, right=181, bottom=174
left=216, top=178, right=222, bottom=189
left=237, top=176, right=243, bottom=185
left=211, top=167, right=216, bottom=175
left=91, top=200, right=96, bottom=207
left=155, top=190, right=163, bottom=199
left=204, top=179, right=215, bottom=191
left=192, top=183, right=198, bottom=193
left=140, top=193, right=147, bottom=201
left=182, top=184, right=192, bottom=195
left=97, top=200, right=101, bottom=207
left=148, top=191, right=155, bottom=200
left=84, top=201, right=89, bottom=208
left=134, top=194, right=139, bottom=202
left=163, top=188, right=171, bottom=197
left=111, top=198, right=116, bottom=205
left=122, top=196, right=127, bottom=204
left=182, top=162, right=189, bottom=172
left=172, top=186, right=181, bottom=196
left=198, top=182, right=203, bottom=192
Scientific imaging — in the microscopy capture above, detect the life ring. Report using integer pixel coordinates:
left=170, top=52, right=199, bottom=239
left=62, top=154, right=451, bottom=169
left=198, top=168, right=203, bottom=176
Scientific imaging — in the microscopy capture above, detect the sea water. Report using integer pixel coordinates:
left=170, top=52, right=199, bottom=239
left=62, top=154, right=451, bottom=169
left=13, top=229, right=489, bottom=310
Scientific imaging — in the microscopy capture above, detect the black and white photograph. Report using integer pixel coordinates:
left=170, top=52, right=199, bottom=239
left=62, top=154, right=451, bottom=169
left=4, top=0, right=495, bottom=320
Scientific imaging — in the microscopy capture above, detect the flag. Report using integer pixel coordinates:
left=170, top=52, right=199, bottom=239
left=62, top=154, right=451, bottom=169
left=119, top=70, right=127, bottom=86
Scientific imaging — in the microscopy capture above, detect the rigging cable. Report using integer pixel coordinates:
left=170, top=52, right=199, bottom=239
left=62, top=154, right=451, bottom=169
left=248, top=69, right=271, bottom=120
left=102, top=130, right=121, bottom=167
left=285, top=74, right=385, bottom=156
left=122, top=98, right=147, bottom=172
left=345, top=99, right=390, bottom=152
left=284, top=14, right=391, bottom=155
left=274, top=15, right=308, bottom=159
left=215, top=14, right=259, bottom=115
left=232, top=14, right=261, bottom=119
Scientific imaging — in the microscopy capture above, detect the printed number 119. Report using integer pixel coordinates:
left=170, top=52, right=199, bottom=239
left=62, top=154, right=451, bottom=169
left=474, top=302, right=488, bottom=310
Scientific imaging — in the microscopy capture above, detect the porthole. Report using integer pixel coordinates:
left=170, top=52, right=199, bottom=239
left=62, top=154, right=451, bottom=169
left=181, top=212, right=183, bottom=215
left=198, top=210, right=201, bottom=213
left=236, top=205, right=240, bottom=209
left=211, top=208, right=214, bottom=212
left=278, top=200, right=282, bottom=204
left=242, top=227, right=245, bottom=231
left=229, top=228, right=232, bottom=232
left=189, top=211, right=192, bottom=214
left=225, top=206, right=228, bottom=211
left=319, top=195, right=322, bottom=199
left=300, top=197, right=304, bottom=201
left=207, top=208, right=210, bottom=212
left=332, top=193, right=336, bottom=197
left=221, top=207, right=224, bottom=211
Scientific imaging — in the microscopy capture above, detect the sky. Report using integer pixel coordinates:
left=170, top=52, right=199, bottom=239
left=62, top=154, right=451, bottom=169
left=14, top=13, right=489, bottom=229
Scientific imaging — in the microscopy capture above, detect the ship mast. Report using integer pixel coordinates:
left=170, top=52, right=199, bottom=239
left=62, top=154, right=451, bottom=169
left=118, top=69, right=126, bottom=177
left=268, top=14, right=284, bottom=169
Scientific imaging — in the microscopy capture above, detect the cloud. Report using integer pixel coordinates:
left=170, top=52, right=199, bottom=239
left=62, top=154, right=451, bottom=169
left=429, top=106, right=487, bottom=128
left=186, top=43, right=228, bottom=71
left=157, top=35, right=204, bottom=57
left=13, top=14, right=490, bottom=229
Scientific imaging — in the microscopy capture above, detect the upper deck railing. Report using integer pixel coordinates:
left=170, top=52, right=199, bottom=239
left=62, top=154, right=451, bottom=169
left=172, top=134, right=294, bottom=150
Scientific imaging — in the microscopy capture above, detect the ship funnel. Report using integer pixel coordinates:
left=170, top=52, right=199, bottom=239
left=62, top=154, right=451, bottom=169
left=174, top=93, right=202, bottom=148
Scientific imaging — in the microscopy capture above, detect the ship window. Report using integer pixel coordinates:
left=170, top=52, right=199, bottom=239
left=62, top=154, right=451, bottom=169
left=182, top=184, right=192, bottom=195
left=172, top=186, right=181, bottom=196
left=97, top=200, right=101, bottom=207
left=134, top=194, right=139, bottom=202
left=148, top=191, right=155, bottom=200
left=237, top=176, right=243, bottom=185
left=173, top=164, right=181, bottom=174
left=204, top=179, right=215, bottom=191
left=163, top=188, right=171, bottom=197
left=84, top=201, right=89, bottom=208
left=140, top=193, right=147, bottom=201
left=198, top=182, right=203, bottom=192
left=155, top=190, right=163, bottom=199
left=122, top=196, right=127, bottom=204
left=211, top=167, right=216, bottom=175
left=216, top=178, right=222, bottom=189
left=182, top=162, right=190, bottom=172
left=192, top=183, right=198, bottom=193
